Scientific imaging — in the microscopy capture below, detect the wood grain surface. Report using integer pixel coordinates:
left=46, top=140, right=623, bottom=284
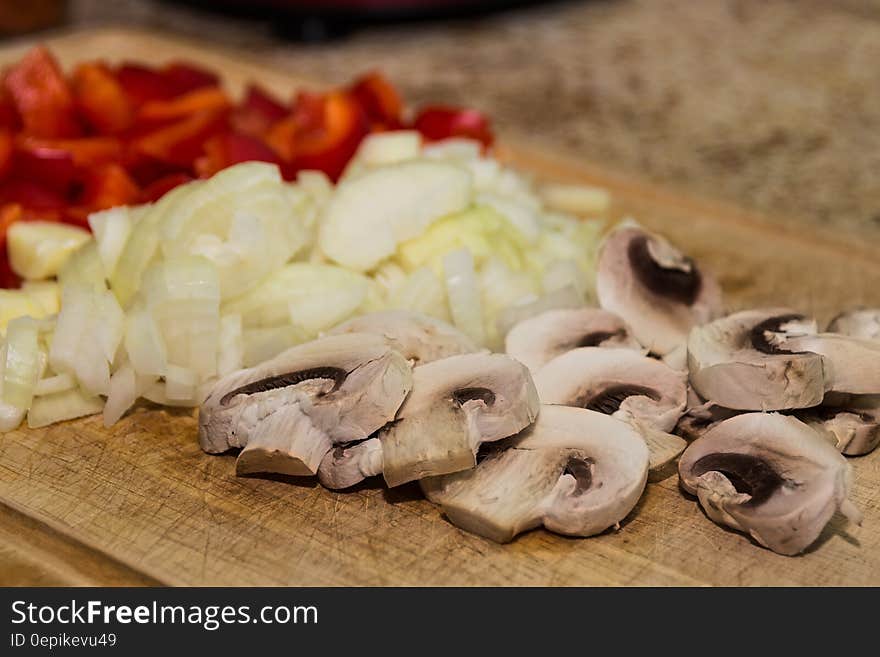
left=0, top=29, right=878, bottom=586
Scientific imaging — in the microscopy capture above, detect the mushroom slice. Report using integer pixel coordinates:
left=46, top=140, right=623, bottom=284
left=504, top=307, right=641, bottom=373
left=198, top=333, right=412, bottom=477
left=318, top=353, right=539, bottom=488
left=827, top=308, right=880, bottom=341
left=774, top=332, right=880, bottom=395
left=327, top=309, right=478, bottom=365
left=799, top=394, right=880, bottom=456
left=674, top=386, right=739, bottom=442
left=678, top=413, right=861, bottom=555
left=421, top=405, right=649, bottom=543
left=534, top=347, right=687, bottom=470
left=687, top=308, right=827, bottom=411
left=596, top=225, right=722, bottom=356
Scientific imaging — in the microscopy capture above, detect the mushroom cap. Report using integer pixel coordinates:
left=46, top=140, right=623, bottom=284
left=421, top=405, right=649, bottom=543
left=596, top=225, right=722, bottom=356
left=799, top=394, right=880, bottom=456
left=687, top=308, right=827, bottom=411
left=504, top=307, right=641, bottom=373
left=382, top=352, right=539, bottom=487
left=535, top=347, right=687, bottom=432
left=827, top=308, right=880, bottom=341
left=534, top=347, right=688, bottom=470
left=679, top=412, right=859, bottom=555
left=327, top=309, right=479, bottom=365
left=320, top=352, right=540, bottom=489
left=198, top=333, right=412, bottom=476
left=780, top=333, right=880, bottom=395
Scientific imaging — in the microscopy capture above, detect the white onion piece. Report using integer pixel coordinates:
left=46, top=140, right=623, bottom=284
left=476, top=192, right=541, bottom=243
left=3, top=317, right=42, bottom=410
left=34, top=373, right=75, bottom=396
left=103, top=362, right=137, bottom=427
left=165, top=364, right=198, bottom=401
left=0, top=401, right=25, bottom=432
left=124, top=303, right=167, bottom=377
left=89, top=206, right=133, bottom=279
left=386, top=266, right=448, bottom=321
left=27, top=387, right=103, bottom=429
left=217, top=314, right=243, bottom=376
left=242, top=325, right=308, bottom=367
left=142, top=256, right=220, bottom=379
left=443, top=248, right=485, bottom=345
left=57, top=242, right=105, bottom=292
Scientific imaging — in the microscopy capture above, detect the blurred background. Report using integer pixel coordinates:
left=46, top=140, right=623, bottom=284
left=2, top=0, right=880, bottom=241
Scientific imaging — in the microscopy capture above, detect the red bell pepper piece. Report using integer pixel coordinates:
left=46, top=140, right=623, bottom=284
left=0, top=88, right=19, bottom=131
left=413, top=106, right=493, bottom=148
left=65, top=163, right=140, bottom=228
left=0, top=179, right=66, bottom=216
left=132, top=110, right=228, bottom=170
left=16, top=135, right=122, bottom=167
left=140, top=172, right=193, bottom=203
left=195, top=133, right=283, bottom=178
left=232, top=84, right=288, bottom=137
left=138, top=87, right=231, bottom=124
left=115, top=63, right=172, bottom=105
left=3, top=46, right=81, bottom=139
left=162, top=62, right=220, bottom=97
left=350, top=72, right=403, bottom=128
left=0, top=129, right=12, bottom=180
left=10, top=147, right=76, bottom=195
left=72, top=62, right=133, bottom=135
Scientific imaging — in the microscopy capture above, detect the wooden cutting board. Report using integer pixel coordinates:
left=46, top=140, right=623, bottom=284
left=0, top=29, right=878, bottom=586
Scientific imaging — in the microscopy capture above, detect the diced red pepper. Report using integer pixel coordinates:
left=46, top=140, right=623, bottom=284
left=3, top=46, right=81, bottom=139
left=195, top=133, right=283, bottom=178
left=66, top=163, right=140, bottom=227
left=231, top=84, right=288, bottom=137
left=413, top=106, right=493, bottom=148
left=0, top=129, right=12, bottom=180
left=350, top=72, right=403, bottom=128
left=0, top=179, right=66, bottom=215
left=0, top=88, right=19, bottom=131
left=293, top=92, right=369, bottom=180
left=10, top=147, right=76, bottom=195
left=115, top=63, right=172, bottom=105
left=140, top=172, right=193, bottom=203
left=16, top=135, right=122, bottom=167
left=72, top=62, right=133, bottom=135
left=138, top=87, right=231, bottom=124
left=162, top=62, right=220, bottom=97
left=132, top=110, right=228, bottom=170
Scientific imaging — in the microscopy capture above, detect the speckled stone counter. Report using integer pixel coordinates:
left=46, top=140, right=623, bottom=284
left=68, top=0, right=880, bottom=241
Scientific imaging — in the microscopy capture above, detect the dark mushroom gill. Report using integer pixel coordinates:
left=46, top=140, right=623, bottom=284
left=749, top=314, right=807, bottom=355
left=563, top=456, right=594, bottom=495
left=627, top=235, right=702, bottom=305
left=691, top=452, right=785, bottom=506
left=579, top=384, right=661, bottom=415
left=453, top=387, right=496, bottom=407
left=220, top=367, right=348, bottom=405
left=571, top=329, right=626, bottom=349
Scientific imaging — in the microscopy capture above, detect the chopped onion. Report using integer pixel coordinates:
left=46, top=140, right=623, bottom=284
left=103, top=361, right=137, bottom=427
left=385, top=266, right=449, bottom=322
left=124, top=303, right=167, bottom=377
left=89, top=206, right=133, bottom=279
left=2, top=318, right=42, bottom=410
left=0, top=401, right=25, bottom=432
left=217, top=314, right=243, bottom=376
left=443, top=248, right=485, bottom=345
left=27, top=387, right=103, bottom=429
left=34, top=372, right=75, bottom=396
left=57, top=242, right=105, bottom=292
left=539, top=182, right=612, bottom=216
left=165, top=364, right=198, bottom=402
left=242, top=325, right=309, bottom=368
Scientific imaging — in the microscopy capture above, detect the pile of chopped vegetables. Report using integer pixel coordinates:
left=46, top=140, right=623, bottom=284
left=0, top=126, right=609, bottom=431
left=0, top=45, right=493, bottom=286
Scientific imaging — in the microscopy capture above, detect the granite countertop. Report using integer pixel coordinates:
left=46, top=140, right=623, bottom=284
left=68, top=0, right=880, bottom=241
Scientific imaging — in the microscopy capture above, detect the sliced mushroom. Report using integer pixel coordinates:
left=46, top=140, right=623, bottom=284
left=534, top=347, right=687, bottom=471
left=421, top=405, right=649, bottom=543
left=327, top=309, right=478, bottom=365
left=596, top=225, right=722, bottom=356
left=687, top=308, right=827, bottom=410
left=318, top=352, right=539, bottom=488
left=504, top=307, right=641, bottom=373
left=679, top=413, right=861, bottom=556
left=828, top=308, right=880, bottom=341
left=198, top=333, right=412, bottom=477
left=674, top=386, right=739, bottom=442
left=799, top=394, right=880, bottom=456
left=773, top=332, right=880, bottom=395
